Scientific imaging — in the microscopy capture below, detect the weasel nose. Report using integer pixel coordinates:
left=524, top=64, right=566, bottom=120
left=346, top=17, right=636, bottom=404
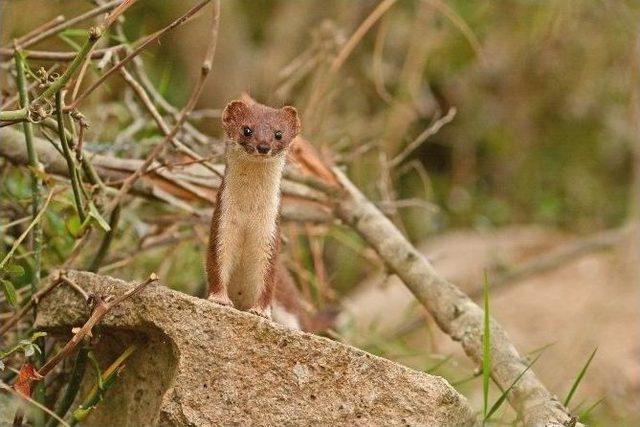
left=256, top=143, right=270, bottom=154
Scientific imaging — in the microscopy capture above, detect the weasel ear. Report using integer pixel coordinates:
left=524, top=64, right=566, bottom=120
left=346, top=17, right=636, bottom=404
left=222, top=100, right=250, bottom=137
left=280, top=106, right=301, bottom=137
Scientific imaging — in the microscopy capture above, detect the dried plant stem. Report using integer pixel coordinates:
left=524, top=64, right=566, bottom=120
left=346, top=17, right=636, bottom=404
left=0, top=382, right=71, bottom=427
left=389, top=107, right=457, bottom=168
left=54, top=92, right=86, bottom=222
left=11, top=15, right=66, bottom=48
left=0, top=46, right=126, bottom=62
left=118, top=66, right=222, bottom=178
left=0, top=274, right=61, bottom=337
left=104, top=0, right=220, bottom=213
left=37, top=274, right=157, bottom=378
left=46, top=347, right=89, bottom=427
left=305, top=0, right=398, bottom=118
left=6, top=0, right=122, bottom=51
left=67, top=0, right=212, bottom=112
left=0, top=1, right=136, bottom=122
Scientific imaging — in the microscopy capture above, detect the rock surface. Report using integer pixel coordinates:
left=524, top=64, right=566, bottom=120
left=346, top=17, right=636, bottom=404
left=35, top=271, right=475, bottom=426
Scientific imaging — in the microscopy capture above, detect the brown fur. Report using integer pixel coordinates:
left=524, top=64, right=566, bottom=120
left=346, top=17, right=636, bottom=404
left=206, top=99, right=299, bottom=318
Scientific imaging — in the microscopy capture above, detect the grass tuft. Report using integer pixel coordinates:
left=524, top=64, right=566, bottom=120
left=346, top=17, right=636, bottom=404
left=564, top=347, right=597, bottom=407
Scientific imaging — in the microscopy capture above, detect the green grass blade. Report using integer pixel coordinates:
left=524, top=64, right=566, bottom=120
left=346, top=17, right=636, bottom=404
left=579, top=397, right=604, bottom=420
left=485, top=352, right=542, bottom=420
left=563, top=347, right=597, bottom=407
left=482, top=271, right=491, bottom=419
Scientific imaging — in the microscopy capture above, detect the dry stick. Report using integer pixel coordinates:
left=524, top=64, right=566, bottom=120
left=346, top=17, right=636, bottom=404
left=120, top=28, right=215, bottom=146
left=305, top=0, right=398, bottom=118
left=0, top=275, right=62, bottom=337
left=0, top=46, right=126, bottom=62
left=0, top=0, right=136, bottom=122
left=422, top=0, right=484, bottom=62
left=36, top=274, right=157, bottom=379
left=11, top=16, right=66, bottom=48
left=118, top=66, right=223, bottom=180
left=59, top=276, right=90, bottom=301
left=6, top=0, right=123, bottom=51
left=392, top=224, right=635, bottom=339
left=104, top=0, right=220, bottom=213
left=389, top=107, right=457, bottom=168
left=330, top=168, right=578, bottom=426
left=0, top=127, right=330, bottom=223
left=0, top=382, right=71, bottom=427
left=67, top=0, right=212, bottom=112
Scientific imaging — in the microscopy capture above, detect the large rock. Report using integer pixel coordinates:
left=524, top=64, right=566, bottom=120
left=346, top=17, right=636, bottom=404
left=35, top=271, right=474, bottom=426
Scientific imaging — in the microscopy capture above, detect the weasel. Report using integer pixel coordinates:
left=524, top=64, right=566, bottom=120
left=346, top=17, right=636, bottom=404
left=206, top=99, right=300, bottom=319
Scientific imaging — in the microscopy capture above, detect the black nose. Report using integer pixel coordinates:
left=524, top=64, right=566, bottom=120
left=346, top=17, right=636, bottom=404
left=256, top=143, right=270, bottom=154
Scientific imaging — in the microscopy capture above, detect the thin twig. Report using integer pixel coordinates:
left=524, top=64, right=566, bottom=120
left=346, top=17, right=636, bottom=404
left=389, top=107, right=457, bottom=168
left=0, top=0, right=136, bottom=122
left=67, top=0, right=212, bottom=111
left=5, top=0, right=123, bottom=50
left=305, top=0, right=398, bottom=117
left=104, top=0, right=221, bottom=213
left=37, top=273, right=157, bottom=378
left=11, top=16, right=66, bottom=48
left=0, top=273, right=62, bottom=337
left=0, top=382, right=71, bottom=427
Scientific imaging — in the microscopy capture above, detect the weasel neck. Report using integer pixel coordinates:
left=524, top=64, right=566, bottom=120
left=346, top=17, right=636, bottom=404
left=213, top=144, right=286, bottom=310
left=221, top=144, right=287, bottom=206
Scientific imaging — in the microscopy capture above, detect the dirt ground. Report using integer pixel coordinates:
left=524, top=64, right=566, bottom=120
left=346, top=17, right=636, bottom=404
left=339, top=225, right=640, bottom=424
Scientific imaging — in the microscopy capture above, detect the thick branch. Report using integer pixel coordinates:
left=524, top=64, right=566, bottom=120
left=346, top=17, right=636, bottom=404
left=0, top=127, right=332, bottom=223
left=331, top=168, right=579, bottom=426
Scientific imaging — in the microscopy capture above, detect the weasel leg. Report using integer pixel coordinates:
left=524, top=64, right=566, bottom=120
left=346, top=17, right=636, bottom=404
left=208, top=291, right=234, bottom=307
left=248, top=305, right=272, bottom=319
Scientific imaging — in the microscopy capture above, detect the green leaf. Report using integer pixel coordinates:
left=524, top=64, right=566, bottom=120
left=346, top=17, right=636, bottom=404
left=23, top=343, right=35, bottom=357
left=564, top=347, right=597, bottom=407
left=485, top=352, right=542, bottom=420
left=5, top=264, right=25, bottom=279
left=1, top=278, right=18, bottom=307
left=65, top=215, right=83, bottom=238
left=59, top=28, right=90, bottom=38
left=482, top=271, right=491, bottom=420
left=89, top=203, right=111, bottom=233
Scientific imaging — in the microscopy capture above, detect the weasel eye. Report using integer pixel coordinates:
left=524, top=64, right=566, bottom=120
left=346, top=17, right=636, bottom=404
left=274, top=130, right=283, bottom=140
left=243, top=126, right=253, bottom=137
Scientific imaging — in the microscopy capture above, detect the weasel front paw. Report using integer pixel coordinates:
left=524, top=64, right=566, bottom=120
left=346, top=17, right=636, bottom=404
left=248, top=306, right=272, bottom=319
left=208, top=293, right=234, bottom=307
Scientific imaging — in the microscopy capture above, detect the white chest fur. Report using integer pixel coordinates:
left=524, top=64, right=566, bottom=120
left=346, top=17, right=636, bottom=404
left=216, top=147, right=285, bottom=310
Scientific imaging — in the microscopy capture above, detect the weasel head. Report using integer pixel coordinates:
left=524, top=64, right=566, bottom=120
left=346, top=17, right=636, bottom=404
left=222, top=99, right=301, bottom=159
